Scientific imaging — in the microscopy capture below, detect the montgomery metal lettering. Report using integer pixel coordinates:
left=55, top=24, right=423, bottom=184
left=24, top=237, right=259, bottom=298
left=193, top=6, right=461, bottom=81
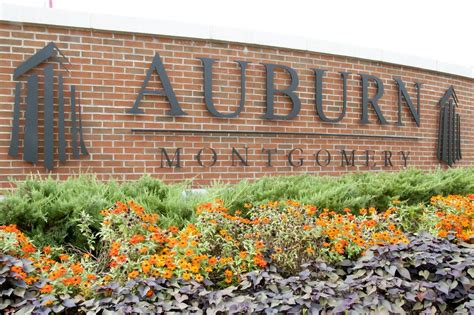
left=159, top=148, right=411, bottom=168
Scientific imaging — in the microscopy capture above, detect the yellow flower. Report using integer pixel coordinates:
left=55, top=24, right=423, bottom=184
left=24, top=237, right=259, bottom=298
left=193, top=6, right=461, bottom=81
left=163, top=269, right=173, bottom=279
left=182, top=272, right=191, bottom=281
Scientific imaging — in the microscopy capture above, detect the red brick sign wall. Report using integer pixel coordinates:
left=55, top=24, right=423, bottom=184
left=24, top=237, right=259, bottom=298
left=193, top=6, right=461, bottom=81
left=0, top=22, right=473, bottom=187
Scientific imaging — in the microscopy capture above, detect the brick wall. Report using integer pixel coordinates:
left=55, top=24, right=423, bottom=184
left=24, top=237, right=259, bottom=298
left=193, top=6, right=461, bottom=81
left=0, top=22, right=473, bottom=188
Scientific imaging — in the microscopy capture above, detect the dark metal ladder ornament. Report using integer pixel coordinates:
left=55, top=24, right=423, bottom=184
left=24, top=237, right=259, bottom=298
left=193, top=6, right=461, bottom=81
left=437, top=86, right=462, bottom=166
left=8, top=42, right=89, bottom=171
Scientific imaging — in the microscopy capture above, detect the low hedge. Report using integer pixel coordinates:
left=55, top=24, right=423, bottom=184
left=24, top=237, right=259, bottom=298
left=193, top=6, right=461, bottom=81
left=1, top=168, right=473, bottom=251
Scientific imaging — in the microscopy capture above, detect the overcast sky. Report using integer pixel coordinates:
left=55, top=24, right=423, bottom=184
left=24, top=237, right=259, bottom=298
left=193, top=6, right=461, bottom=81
left=2, top=0, right=474, bottom=69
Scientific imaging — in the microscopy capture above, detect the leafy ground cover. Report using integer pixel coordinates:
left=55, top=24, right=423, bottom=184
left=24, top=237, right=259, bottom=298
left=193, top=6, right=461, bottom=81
left=1, top=193, right=473, bottom=314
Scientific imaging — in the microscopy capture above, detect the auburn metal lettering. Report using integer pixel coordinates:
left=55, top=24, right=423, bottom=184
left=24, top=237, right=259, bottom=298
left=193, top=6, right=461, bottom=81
left=128, top=53, right=422, bottom=125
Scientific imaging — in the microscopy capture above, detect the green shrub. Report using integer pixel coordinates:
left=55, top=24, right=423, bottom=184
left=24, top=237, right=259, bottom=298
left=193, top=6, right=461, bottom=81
left=0, top=175, right=207, bottom=251
left=213, top=167, right=474, bottom=212
left=1, top=168, right=473, bottom=251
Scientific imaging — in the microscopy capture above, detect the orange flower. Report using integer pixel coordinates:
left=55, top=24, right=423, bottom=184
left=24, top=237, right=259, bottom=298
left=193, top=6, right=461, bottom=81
left=25, top=276, right=37, bottom=285
left=168, top=226, right=179, bottom=233
left=334, top=241, right=345, bottom=254
left=129, top=234, right=145, bottom=245
left=43, top=246, right=52, bottom=254
left=72, top=276, right=82, bottom=285
left=239, top=251, right=248, bottom=259
left=109, top=241, right=121, bottom=257
left=10, top=265, right=23, bottom=274
left=128, top=270, right=139, bottom=279
left=253, top=254, right=267, bottom=267
left=305, top=205, right=317, bottom=216
left=163, top=269, right=173, bottom=279
left=117, top=254, right=127, bottom=263
left=40, top=284, right=53, bottom=294
left=274, top=246, right=283, bottom=254
left=21, top=242, right=36, bottom=254
left=70, top=263, right=84, bottom=275
left=86, top=274, right=97, bottom=280
left=224, top=269, right=233, bottom=277
left=438, top=229, right=448, bottom=238
left=141, top=261, right=151, bottom=274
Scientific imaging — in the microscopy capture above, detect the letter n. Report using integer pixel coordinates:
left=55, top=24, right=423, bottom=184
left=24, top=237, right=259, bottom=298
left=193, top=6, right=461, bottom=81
left=394, top=78, right=421, bottom=127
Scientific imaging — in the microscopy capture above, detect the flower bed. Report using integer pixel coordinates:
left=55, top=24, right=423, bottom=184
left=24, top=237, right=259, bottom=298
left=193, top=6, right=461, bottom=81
left=2, top=168, right=474, bottom=252
left=1, top=195, right=473, bottom=313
